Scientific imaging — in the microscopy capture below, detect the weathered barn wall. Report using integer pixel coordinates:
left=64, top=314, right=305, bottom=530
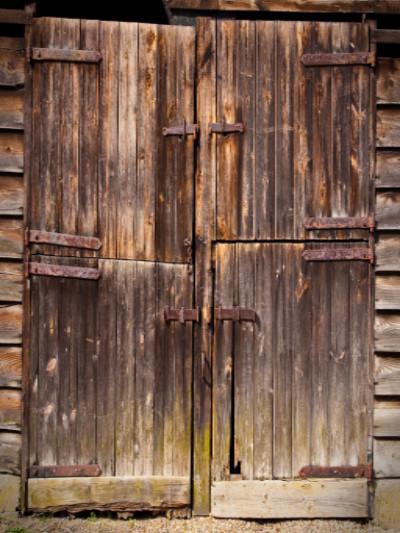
left=0, top=9, right=26, bottom=514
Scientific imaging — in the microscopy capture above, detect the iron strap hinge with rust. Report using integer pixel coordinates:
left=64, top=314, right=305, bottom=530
left=304, top=216, right=374, bottom=232
left=163, top=121, right=199, bottom=139
left=298, top=465, right=372, bottom=480
left=301, top=52, right=375, bottom=67
left=215, top=306, right=256, bottom=322
left=164, top=306, right=200, bottom=324
left=302, top=247, right=374, bottom=263
left=28, top=229, right=102, bottom=250
left=209, top=122, right=245, bottom=134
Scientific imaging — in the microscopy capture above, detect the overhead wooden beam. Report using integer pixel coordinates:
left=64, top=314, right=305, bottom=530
left=0, top=9, right=31, bottom=25
left=166, top=0, right=400, bottom=13
left=372, top=30, right=400, bottom=44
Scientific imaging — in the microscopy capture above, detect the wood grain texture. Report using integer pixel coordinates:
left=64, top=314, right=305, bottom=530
left=28, top=476, right=190, bottom=512
left=376, top=192, right=400, bottom=230
left=0, top=389, right=21, bottom=430
left=0, top=176, right=23, bottom=215
left=0, top=37, right=24, bottom=87
left=0, top=304, right=21, bottom=344
left=0, top=262, right=22, bottom=302
left=377, top=59, right=400, bottom=104
left=376, top=151, right=400, bottom=188
left=0, top=432, right=20, bottom=475
left=375, top=480, right=400, bottom=530
left=376, top=234, right=400, bottom=272
left=375, top=356, right=400, bottom=396
left=376, top=276, right=400, bottom=310
left=211, top=480, right=368, bottom=518
left=0, top=131, right=23, bottom=173
left=0, top=88, right=23, bottom=130
left=377, top=109, right=400, bottom=147
left=0, top=347, right=21, bottom=387
left=376, top=314, right=400, bottom=352
left=374, top=401, right=400, bottom=437
left=374, top=439, right=400, bottom=478
left=166, top=0, right=400, bottom=13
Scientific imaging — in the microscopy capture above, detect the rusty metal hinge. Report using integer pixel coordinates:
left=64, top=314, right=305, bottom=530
left=299, top=465, right=372, bottom=479
left=164, top=306, right=199, bottom=324
left=304, top=216, right=374, bottom=232
left=28, top=229, right=102, bottom=250
left=215, top=306, right=256, bottom=322
left=301, top=52, right=375, bottom=67
left=163, top=121, right=199, bottom=139
left=29, top=464, right=102, bottom=478
left=209, top=122, right=245, bottom=134
left=302, top=247, right=374, bottom=263
left=29, top=262, right=101, bottom=280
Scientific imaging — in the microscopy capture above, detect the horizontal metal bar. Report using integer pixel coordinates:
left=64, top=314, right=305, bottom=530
left=163, top=123, right=199, bottom=138
left=31, top=48, right=102, bottom=63
left=301, top=52, right=375, bottom=67
left=371, top=29, right=400, bottom=44
left=299, top=465, right=372, bottom=479
left=304, top=216, right=374, bottom=230
left=209, top=122, right=245, bottom=134
left=29, top=229, right=101, bottom=250
left=29, top=464, right=101, bottom=478
left=29, top=262, right=101, bottom=280
left=302, top=247, right=373, bottom=262
left=164, top=306, right=199, bottom=323
left=215, top=307, right=256, bottom=322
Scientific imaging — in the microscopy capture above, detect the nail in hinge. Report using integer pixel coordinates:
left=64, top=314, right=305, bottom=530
left=164, top=306, right=199, bottom=324
left=209, top=122, right=245, bottom=134
left=163, top=121, right=199, bottom=139
left=215, top=306, right=256, bottom=322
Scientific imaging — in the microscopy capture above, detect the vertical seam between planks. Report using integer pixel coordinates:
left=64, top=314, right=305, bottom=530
left=274, top=22, right=278, bottom=239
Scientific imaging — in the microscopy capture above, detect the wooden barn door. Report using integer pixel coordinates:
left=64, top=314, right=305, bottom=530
left=25, top=17, right=195, bottom=513
left=205, top=20, right=375, bottom=518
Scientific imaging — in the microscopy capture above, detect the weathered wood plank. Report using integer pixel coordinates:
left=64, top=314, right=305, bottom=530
left=375, top=314, right=400, bottom=352
left=212, top=480, right=368, bottom=518
left=0, top=37, right=24, bottom=87
left=0, top=474, right=19, bottom=512
left=166, top=0, right=400, bottom=13
left=374, top=439, right=400, bottom=477
left=30, top=465, right=101, bottom=478
left=0, top=389, right=21, bottom=430
left=377, top=109, right=400, bottom=147
left=0, top=89, right=23, bottom=130
left=0, top=262, right=22, bottom=302
left=0, top=304, right=21, bottom=344
left=0, top=432, right=20, bottom=475
left=374, top=402, right=400, bottom=437
left=31, top=48, right=101, bottom=63
left=0, top=347, right=21, bottom=387
left=372, top=29, right=400, bottom=44
left=0, top=9, right=30, bottom=24
left=375, top=480, right=400, bottom=530
left=28, top=476, right=190, bottom=512
left=377, top=59, right=400, bottom=104
left=375, top=356, right=400, bottom=395
left=376, top=234, right=400, bottom=271
left=376, top=192, right=400, bottom=230
left=0, top=176, right=23, bottom=215
left=376, top=276, right=400, bottom=310
left=0, top=219, right=22, bottom=259
left=0, top=131, right=23, bottom=173
left=376, top=151, right=400, bottom=188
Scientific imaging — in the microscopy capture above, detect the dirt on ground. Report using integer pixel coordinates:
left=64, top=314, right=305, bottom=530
left=0, top=516, right=398, bottom=533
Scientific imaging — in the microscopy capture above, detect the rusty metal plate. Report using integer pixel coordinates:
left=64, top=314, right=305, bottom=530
left=299, top=465, right=372, bottom=479
left=301, top=52, right=375, bottom=66
left=164, top=306, right=199, bottom=323
left=29, top=229, right=101, bottom=250
left=163, top=123, right=199, bottom=138
left=304, top=216, right=374, bottom=231
left=209, top=122, right=245, bottom=134
left=29, top=262, right=101, bottom=280
left=29, top=464, right=101, bottom=478
left=214, top=307, right=256, bottom=322
left=302, top=247, right=373, bottom=263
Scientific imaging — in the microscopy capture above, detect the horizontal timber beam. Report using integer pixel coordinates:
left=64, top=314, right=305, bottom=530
left=0, top=9, right=31, bottom=24
left=28, top=476, right=190, bottom=513
left=372, top=30, right=400, bottom=44
left=166, top=0, right=400, bottom=13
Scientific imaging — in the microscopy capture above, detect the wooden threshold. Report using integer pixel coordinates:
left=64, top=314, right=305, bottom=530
left=211, top=480, right=368, bottom=518
left=28, top=476, right=190, bottom=513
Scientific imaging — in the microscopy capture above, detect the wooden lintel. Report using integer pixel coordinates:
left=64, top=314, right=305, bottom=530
left=29, top=465, right=101, bottom=478
left=166, top=0, right=400, bottom=13
left=0, top=9, right=31, bottom=25
left=28, top=476, right=190, bottom=513
left=31, top=48, right=102, bottom=63
left=29, top=229, right=101, bottom=250
left=302, top=52, right=375, bottom=67
left=29, top=262, right=101, bottom=280
left=372, top=29, right=400, bottom=44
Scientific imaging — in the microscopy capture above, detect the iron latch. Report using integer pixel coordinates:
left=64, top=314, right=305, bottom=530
left=164, top=306, right=199, bottom=324
left=209, top=122, right=244, bottom=134
left=163, top=121, right=199, bottom=139
left=214, top=307, right=256, bottom=322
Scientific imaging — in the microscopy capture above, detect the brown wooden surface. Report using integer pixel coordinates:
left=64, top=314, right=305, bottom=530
left=206, top=20, right=371, bottom=241
left=376, top=192, right=400, bottom=230
left=31, top=48, right=101, bottom=63
left=376, top=234, right=400, bottom=272
left=375, top=314, right=400, bottom=353
left=0, top=131, right=23, bottom=173
left=0, top=431, right=20, bottom=475
left=372, top=30, right=400, bottom=44
left=166, top=0, right=400, bottom=13
left=0, top=176, right=23, bottom=215
left=0, top=88, right=24, bottom=130
left=374, top=440, right=400, bottom=477
left=213, top=242, right=371, bottom=481
left=377, top=109, right=400, bottom=147
left=0, top=389, right=21, bottom=430
left=374, top=401, right=400, bottom=437
left=29, top=464, right=101, bottom=478
left=0, top=37, right=24, bottom=87
left=376, top=151, right=400, bottom=188
left=376, top=276, right=400, bottom=310
left=0, top=347, right=21, bottom=388
left=377, top=59, right=400, bottom=104
left=375, top=356, right=400, bottom=396
left=0, top=262, right=22, bottom=302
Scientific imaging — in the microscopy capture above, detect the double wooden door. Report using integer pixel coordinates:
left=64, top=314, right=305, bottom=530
left=25, top=16, right=374, bottom=517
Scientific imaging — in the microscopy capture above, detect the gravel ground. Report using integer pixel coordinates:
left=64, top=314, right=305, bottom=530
left=0, top=517, right=398, bottom=533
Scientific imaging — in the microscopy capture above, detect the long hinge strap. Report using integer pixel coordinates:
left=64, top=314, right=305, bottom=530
left=29, top=262, right=101, bottom=280
left=164, top=306, right=199, bottom=324
left=302, top=247, right=373, bottom=263
left=209, top=122, right=245, bottom=134
left=302, top=52, right=375, bottom=67
left=215, top=307, right=256, bottom=322
left=29, top=229, right=101, bottom=250
left=304, top=216, right=374, bottom=231
left=163, top=122, right=199, bottom=139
